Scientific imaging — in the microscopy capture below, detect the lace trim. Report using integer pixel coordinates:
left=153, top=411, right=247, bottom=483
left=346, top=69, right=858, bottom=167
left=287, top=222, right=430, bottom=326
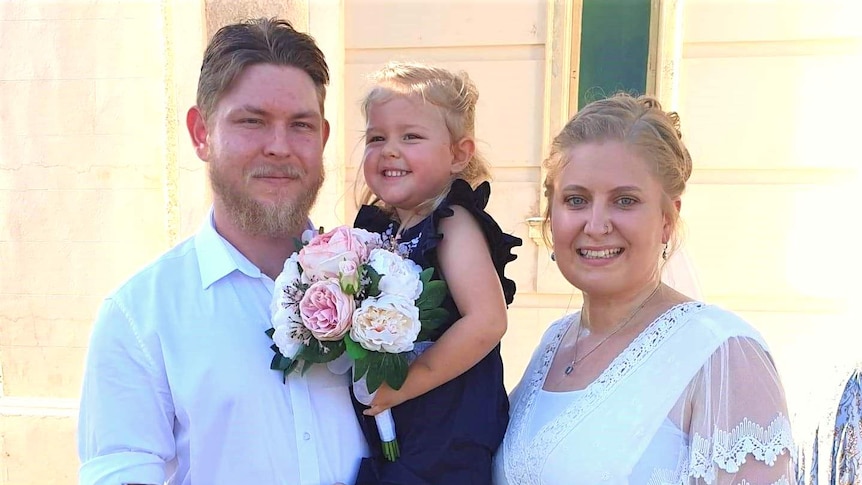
left=647, top=445, right=690, bottom=485
left=502, top=302, right=705, bottom=484
left=737, top=479, right=790, bottom=485
left=690, top=414, right=795, bottom=483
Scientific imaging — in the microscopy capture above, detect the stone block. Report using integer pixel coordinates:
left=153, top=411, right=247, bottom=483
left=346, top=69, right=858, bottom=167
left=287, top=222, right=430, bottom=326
left=0, top=80, right=95, bottom=136
left=0, top=413, right=77, bottom=485
left=0, top=345, right=87, bottom=398
left=94, top=78, right=166, bottom=135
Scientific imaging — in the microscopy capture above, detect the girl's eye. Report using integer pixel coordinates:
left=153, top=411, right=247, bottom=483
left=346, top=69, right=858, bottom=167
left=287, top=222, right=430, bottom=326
left=367, top=135, right=384, bottom=143
left=404, top=133, right=421, bottom=140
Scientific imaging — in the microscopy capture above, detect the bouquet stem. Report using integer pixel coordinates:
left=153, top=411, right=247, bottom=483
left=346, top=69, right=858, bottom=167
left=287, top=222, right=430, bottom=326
left=374, top=409, right=399, bottom=461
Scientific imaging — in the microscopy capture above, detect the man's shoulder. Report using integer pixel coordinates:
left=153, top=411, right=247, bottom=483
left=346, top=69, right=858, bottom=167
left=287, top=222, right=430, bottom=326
left=107, top=236, right=200, bottom=301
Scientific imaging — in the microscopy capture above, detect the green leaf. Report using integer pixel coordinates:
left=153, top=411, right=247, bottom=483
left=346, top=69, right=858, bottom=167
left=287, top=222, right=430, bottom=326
left=419, top=267, right=434, bottom=285
left=419, top=307, right=449, bottom=329
left=297, top=339, right=345, bottom=364
left=365, top=265, right=382, bottom=297
left=353, top=355, right=371, bottom=382
left=416, top=280, right=447, bottom=309
left=381, top=353, right=409, bottom=390
left=344, top=334, right=369, bottom=360
left=264, top=327, right=275, bottom=338
left=358, top=352, right=386, bottom=392
left=365, top=366, right=385, bottom=393
left=416, top=328, right=433, bottom=342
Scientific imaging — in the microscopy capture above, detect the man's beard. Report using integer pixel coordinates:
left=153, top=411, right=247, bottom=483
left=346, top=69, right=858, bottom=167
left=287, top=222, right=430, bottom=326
left=209, top=162, right=324, bottom=239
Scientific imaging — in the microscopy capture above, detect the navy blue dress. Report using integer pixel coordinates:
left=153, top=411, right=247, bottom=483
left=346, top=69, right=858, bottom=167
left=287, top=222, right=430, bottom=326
left=352, top=179, right=521, bottom=485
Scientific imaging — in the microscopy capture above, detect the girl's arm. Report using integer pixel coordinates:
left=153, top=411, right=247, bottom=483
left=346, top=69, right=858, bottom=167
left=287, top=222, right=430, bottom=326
left=364, top=206, right=508, bottom=415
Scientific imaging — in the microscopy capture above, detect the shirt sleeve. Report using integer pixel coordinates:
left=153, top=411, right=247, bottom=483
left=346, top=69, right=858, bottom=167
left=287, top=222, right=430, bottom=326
left=685, top=336, right=795, bottom=485
left=77, top=297, right=175, bottom=485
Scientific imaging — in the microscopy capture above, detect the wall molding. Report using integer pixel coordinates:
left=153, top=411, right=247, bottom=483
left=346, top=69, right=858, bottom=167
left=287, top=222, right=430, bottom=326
left=684, top=38, right=862, bottom=59
left=689, top=168, right=858, bottom=185
left=0, top=396, right=78, bottom=417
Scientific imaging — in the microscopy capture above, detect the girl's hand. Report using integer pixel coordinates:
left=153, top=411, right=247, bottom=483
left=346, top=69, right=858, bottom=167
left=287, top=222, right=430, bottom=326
left=363, top=382, right=404, bottom=416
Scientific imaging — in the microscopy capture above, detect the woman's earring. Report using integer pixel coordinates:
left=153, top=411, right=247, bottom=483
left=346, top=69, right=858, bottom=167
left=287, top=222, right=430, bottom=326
left=550, top=252, right=556, bottom=261
left=662, top=244, right=668, bottom=260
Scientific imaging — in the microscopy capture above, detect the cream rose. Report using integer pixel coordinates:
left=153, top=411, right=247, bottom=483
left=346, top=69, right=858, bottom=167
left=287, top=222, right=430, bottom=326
left=350, top=294, right=421, bottom=353
left=299, top=279, right=354, bottom=341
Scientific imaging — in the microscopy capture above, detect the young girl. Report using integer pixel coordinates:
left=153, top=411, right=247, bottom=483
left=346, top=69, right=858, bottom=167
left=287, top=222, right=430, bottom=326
left=352, top=62, right=521, bottom=484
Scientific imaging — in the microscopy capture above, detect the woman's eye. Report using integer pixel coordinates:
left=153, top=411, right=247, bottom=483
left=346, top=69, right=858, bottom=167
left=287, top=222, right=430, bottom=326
left=617, top=196, right=638, bottom=207
left=564, top=196, right=586, bottom=207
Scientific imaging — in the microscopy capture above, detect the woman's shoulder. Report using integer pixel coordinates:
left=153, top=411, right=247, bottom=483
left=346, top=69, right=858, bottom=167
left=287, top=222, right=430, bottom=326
left=684, top=303, right=769, bottom=350
left=540, top=312, right=579, bottom=342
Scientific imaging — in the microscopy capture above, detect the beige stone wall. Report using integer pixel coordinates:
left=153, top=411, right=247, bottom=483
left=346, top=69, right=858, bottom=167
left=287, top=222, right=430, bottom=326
left=1, top=1, right=175, bottom=482
left=678, top=0, right=862, bottom=446
left=0, top=1, right=306, bottom=482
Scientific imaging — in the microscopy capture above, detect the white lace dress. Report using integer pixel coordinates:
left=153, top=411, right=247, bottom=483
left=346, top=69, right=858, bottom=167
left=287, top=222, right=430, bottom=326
left=493, top=302, right=795, bottom=485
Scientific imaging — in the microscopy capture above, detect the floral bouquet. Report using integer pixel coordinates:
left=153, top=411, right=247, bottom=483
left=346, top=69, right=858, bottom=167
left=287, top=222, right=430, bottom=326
left=265, top=226, right=448, bottom=461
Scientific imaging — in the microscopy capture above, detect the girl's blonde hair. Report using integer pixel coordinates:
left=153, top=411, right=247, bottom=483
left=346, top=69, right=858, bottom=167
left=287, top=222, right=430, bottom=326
left=357, top=61, right=492, bottom=212
left=542, top=93, right=693, bottom=256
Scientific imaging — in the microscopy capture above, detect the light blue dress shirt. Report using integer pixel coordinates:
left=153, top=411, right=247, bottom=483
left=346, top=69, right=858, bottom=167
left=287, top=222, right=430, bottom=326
left=78, top=211, right=367, bottom=485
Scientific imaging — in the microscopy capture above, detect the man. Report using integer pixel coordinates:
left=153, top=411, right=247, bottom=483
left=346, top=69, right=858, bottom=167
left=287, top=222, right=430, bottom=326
left=77, top=18, right=367, bottom=485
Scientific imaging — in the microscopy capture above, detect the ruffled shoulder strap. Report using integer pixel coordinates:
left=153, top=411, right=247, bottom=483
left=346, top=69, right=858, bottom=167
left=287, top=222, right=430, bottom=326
left=354, top=204, right=395, bottom=235
left=427, top=179, right=522, bottom=306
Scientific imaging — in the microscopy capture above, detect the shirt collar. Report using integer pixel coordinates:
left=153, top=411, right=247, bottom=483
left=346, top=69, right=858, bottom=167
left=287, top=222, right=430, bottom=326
left=195, top=208, right=263, bottom=290
left=194, top=208, right=316, bottom=290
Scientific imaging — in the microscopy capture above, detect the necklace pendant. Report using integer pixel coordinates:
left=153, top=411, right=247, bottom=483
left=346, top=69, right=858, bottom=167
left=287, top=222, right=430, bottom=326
left=564, top=364, right=574, bottom=375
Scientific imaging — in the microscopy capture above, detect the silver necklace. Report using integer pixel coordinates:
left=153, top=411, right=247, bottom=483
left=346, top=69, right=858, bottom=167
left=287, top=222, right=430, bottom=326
left=563, top=284, right=661, bottom=376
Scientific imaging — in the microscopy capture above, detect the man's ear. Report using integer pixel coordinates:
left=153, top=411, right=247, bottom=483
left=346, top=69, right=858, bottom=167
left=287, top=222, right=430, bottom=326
left=451, top=137, right=476, bottom=174
left=322, top=119, right=331, bottom=147
left=186, top=106, right=210, bottom=161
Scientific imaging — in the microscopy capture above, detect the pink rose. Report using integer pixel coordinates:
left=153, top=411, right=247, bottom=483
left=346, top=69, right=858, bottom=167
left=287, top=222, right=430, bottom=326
left=299, top=279, right=354, bottom=341
left=298, top=226, right=379, bottom=282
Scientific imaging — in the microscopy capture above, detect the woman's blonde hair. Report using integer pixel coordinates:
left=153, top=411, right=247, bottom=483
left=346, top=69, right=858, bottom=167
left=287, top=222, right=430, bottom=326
left=357, top=62, right=491, bottom=213
left=542, top=93, right=693, bottom=255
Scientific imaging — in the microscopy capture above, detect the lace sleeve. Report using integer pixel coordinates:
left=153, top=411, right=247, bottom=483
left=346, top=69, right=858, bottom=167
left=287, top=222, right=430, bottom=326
left=684, top=336, right=795, bottom=484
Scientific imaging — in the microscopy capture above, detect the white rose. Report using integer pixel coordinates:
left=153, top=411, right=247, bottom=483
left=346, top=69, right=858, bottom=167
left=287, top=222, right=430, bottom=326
left=366, top=248, right=423, bottom=300
left=350, top=294, right=421, bottom=353
left=277, top=254, right=302, bottom=286
left=271, top=323, right=303, bottom=359
left=271, top=254, right=304, bottom=316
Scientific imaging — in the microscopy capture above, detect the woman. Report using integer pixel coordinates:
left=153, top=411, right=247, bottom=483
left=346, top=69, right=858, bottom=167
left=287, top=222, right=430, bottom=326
left=493, top=94, right=795, bottom=484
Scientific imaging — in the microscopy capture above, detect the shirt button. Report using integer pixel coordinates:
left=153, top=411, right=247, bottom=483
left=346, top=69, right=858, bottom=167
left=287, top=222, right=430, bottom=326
left=303, top=432, right=311, bottom=441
